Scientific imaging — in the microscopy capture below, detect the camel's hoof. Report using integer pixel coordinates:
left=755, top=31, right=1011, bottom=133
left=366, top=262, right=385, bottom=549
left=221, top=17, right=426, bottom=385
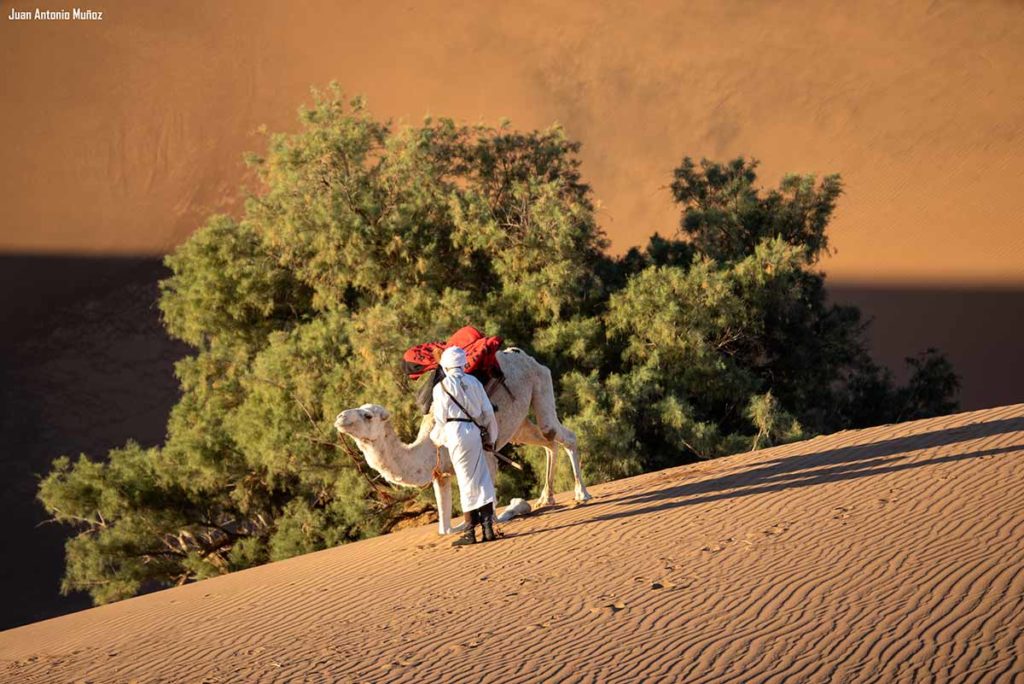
left=533, top=497, right=556, bottom=508
left=575, top=491, right=593, bottom=503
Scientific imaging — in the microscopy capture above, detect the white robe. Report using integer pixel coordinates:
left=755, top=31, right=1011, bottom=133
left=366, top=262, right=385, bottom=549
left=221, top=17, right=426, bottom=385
left=429, top=369, right=498, bottom=512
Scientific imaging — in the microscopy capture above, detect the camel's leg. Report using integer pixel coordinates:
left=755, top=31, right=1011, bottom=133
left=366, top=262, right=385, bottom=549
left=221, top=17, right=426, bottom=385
left=540, top=444, right=557, bottom=506
left=511, top=419, right=558, bottom=507
left=557, top=425, right=592, bottom=502
left=432, top=476, right=454, bottom=535
left=529, top=364, right=564, bottom=444
left=528, top=364, right=591, bottom=502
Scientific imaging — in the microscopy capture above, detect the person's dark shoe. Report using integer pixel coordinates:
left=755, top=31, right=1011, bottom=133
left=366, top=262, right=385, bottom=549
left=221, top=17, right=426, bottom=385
left=451, top=525, right=477, bottom=547
left=481, top=515, right=496, bottom=542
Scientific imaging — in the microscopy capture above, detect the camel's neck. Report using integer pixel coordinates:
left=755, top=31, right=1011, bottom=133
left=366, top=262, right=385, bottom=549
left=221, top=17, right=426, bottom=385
left=357, top=417, right=436, bottom=488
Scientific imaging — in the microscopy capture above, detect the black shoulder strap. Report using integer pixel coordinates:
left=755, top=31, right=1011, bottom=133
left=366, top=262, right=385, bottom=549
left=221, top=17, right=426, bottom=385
left=440, top=380, right=483, bottom=430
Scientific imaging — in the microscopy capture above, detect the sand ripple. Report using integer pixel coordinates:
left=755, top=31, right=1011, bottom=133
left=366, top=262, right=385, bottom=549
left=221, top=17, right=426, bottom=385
left=2, top=404, right=1024, bottom=683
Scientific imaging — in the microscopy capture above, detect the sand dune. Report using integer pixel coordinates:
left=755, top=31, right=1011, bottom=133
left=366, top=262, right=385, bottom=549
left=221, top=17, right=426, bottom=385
left=2, top=0, right=1023, bottom=284
left=2, top=403, right=1023, bottom=682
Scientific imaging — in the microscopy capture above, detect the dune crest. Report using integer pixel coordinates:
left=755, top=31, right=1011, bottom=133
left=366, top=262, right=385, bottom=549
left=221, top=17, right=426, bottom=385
left=3, top=404, right=1024, bottom=681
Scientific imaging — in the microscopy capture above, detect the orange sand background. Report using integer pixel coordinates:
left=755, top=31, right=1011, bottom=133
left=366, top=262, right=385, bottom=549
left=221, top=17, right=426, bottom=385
left=2, top=0, right=1023, bottom=284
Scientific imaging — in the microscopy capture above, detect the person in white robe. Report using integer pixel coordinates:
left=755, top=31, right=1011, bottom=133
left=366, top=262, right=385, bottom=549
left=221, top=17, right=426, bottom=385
left=429, top=345, right=500, bottom=545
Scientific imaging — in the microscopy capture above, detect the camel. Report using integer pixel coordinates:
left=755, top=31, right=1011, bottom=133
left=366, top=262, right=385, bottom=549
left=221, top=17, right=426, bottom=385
left=334, top=348, right=591, bottom=535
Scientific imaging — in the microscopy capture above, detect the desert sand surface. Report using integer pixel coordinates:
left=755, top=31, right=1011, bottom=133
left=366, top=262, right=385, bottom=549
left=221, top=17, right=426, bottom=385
left=2, top=0, right=1023, bottom=285
left=2, top=403, right=1023, bottom=683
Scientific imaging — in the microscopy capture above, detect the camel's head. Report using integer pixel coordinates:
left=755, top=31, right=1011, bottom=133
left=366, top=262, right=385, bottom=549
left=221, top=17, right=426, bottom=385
left=334, top=404, right=392, bottom=443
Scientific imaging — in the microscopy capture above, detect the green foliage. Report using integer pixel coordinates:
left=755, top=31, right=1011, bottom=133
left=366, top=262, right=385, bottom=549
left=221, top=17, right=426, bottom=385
left=38, top=85, right=959, bottom=605
left=899, top=349, right=961, bottom=420
left=671, top=157, right=841, bottom=263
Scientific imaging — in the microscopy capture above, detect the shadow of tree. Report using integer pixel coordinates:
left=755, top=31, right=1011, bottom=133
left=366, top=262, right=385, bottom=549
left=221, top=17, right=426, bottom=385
left=521, top=415, right=1024, bottom=536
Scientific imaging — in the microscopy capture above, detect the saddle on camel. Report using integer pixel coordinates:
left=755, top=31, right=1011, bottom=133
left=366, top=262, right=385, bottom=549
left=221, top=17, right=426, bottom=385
left=402, top=326, right=508, bottom=414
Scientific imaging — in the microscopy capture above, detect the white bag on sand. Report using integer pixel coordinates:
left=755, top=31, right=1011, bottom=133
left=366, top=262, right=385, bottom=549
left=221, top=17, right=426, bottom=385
left=497, top=498, right=532, bottom=522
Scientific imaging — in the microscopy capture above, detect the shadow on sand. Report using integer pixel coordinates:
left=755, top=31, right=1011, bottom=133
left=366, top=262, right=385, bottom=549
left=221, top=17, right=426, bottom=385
left=516, top=415, right=1024, bottom=537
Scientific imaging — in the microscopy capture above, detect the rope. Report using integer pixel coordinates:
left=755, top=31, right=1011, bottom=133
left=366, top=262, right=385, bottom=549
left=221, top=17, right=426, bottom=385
left=431, top=444, right=446, bottom=484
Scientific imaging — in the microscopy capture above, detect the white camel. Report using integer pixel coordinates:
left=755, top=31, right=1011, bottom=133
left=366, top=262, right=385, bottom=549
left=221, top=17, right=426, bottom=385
left=334, top=348, right=591, bottom=535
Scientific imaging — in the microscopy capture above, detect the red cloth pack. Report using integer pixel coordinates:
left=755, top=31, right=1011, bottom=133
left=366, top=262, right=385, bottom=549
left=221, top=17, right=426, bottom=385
left=402, top=326, right=503, bottom=380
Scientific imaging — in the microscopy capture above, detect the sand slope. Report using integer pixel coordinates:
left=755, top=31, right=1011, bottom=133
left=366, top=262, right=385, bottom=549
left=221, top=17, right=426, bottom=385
left=2, top=404, right=1024, bottom=682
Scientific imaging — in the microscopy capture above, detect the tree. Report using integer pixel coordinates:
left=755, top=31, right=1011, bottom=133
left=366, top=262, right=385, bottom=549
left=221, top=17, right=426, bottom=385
left=670, top=157, right=841, bottom=263
left=559, top=157, right=958, bottom=471
left=38, top=87, right=959, bottom=605
left=38, top=85, right=613, bottom=603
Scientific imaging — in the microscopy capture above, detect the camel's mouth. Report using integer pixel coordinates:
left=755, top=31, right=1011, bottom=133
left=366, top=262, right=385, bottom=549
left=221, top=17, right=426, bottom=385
left=333, top=411, right=358, bottom=433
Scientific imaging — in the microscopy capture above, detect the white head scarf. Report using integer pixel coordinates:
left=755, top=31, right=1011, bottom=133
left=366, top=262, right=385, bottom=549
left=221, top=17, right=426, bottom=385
left=440, top=346, right=467, bottom=373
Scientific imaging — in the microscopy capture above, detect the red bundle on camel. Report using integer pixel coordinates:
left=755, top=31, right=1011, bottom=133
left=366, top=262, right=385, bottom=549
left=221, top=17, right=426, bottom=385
left=402, top=326, right=504, bottom=413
